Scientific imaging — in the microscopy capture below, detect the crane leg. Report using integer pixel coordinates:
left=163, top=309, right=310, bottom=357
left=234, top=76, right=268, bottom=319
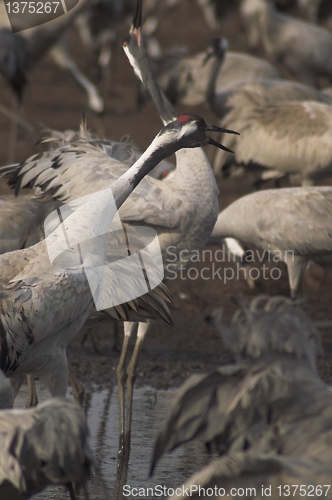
left=286, top=256, right=308, bottom=298
left=114, top=321, right=138, bottom=499
left=26, top=375, right=38, bottom=407
left=66, top=482, right=77, bottom=500
left=117, top=321, right=153, bottom=499
left=125, top=321, right=151, bottom=445
left=50, top=37, right=104, bottom=114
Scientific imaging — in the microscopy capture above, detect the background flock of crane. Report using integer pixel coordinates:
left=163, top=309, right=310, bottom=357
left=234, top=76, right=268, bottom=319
left=2, top=0, right=332, bottom=498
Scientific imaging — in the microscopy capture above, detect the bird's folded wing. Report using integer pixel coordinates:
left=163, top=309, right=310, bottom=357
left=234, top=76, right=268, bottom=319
left=119, top=175, right=184, bottom=228
left=0, top=141, right=138, bottom=201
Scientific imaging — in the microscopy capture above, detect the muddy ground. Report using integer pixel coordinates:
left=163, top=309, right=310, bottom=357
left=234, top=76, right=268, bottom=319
left=1, top=0, right=332, bottom=394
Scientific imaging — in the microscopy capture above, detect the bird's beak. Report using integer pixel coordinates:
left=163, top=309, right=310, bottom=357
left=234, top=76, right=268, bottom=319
left=206, top=123, right=239, bottom=153
left=206, top=123, right=240, bottom=135
left=207, top=136, right=235, bottom=153
left=132, top=0, right=143, bottom=32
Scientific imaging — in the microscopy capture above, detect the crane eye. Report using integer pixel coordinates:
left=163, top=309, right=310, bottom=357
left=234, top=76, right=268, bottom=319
left=196, top=119, right=203, bottom=127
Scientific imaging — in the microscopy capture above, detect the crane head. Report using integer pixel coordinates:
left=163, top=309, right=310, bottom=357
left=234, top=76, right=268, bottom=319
left=203, top=36, right=229, bottom=66
left=159, top=114, right=239, bottom=153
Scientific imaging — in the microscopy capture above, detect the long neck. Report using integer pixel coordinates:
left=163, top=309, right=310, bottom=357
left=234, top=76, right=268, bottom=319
left=44, top=132, right=180, bottom=264
left=258, top=1, right=279, bottom=52
left=124, top=39, right=177, bottom=125
left=126, top=30, right=218, bottom=198
left=111, top=133, right=177, bottom=207
left=206, top=51, right=226, bottom=112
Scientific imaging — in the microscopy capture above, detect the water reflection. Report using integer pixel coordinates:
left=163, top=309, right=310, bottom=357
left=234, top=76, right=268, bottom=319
left=15, top=382, right=210, bottom=499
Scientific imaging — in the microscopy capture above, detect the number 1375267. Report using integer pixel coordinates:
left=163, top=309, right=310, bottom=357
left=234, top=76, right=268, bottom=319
left=277, top=485, right=331, bottom=497
left=5, top=2, right=60, bottom=14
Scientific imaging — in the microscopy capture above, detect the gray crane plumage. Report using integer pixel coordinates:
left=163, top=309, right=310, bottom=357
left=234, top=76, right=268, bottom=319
left=118, top=0, right=237, bottom=493
left=0, top=0, right=235, bottom=391
left=151, top=296, right=332, bottom=498
left=205, top=36, right=332, bottom=121
left=214, top=98, right=332, bottom=184
left=240, top=0, right=332, bottom=86
left=1, top=2, right=237, bottom=492
left=0, top=114, right=227, bottom=401
left=204, top=33, right=332, bottom=178
left=210, top=187, right=332, bottom=296
left=0, top=371, right=94, bottom=499
left=168, top=452, right=332, bottom=500
left=296, top=0, right=330, bottom=22
left=151, top=297, right=321, bottom=464
left=0, top=194, right=58, bottom=254
left=137, top=42, right=280, bottom=109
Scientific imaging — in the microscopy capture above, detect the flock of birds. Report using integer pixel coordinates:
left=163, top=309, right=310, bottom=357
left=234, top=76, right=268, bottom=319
left=1, top=0, right=332, bottom=498
left=152, top=295, right=332, bottom=499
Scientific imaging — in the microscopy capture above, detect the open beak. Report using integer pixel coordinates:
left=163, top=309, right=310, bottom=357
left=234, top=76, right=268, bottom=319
left=132, top=0, right=142, bottom=32
left=206, top=123, right=239, bottom=153
left=206, top=123, right=240, bottom=135
left=207, top=137, right=234, bottom=153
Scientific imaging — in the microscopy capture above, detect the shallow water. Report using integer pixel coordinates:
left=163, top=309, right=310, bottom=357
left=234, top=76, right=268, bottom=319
left=15, top=382, right=210, bottom=499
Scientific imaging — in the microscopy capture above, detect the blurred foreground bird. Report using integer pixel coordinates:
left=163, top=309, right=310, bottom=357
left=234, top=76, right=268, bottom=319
left=167, top=452, right=332, bottom=500
left=151, top=296, right=332, bottom=499
left=151, top=295, right=321, bottom=469
left=0, top=370, right=94, bottom=500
